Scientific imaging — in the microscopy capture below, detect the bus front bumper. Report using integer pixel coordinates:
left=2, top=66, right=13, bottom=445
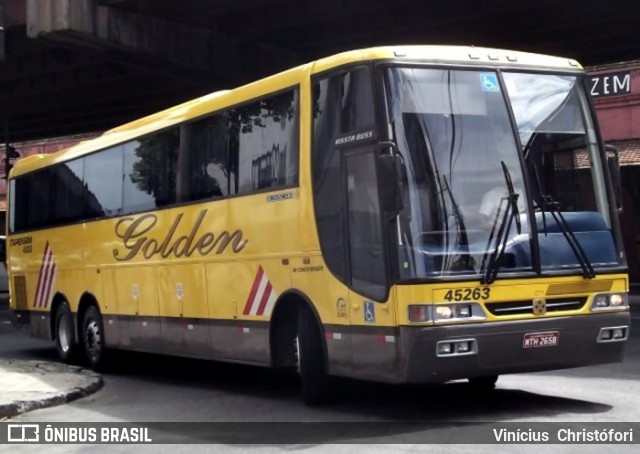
left=398, top=312, right=630, bottom=383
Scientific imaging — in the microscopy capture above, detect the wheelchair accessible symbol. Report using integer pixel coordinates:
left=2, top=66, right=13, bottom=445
left=364, top=301, right=375, bottom=323
left=480, top=73, right=500, bottom=92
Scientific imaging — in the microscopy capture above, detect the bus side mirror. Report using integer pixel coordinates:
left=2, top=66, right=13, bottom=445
left=605, top=144, right=623, bottom=213
left=377, top=147, right=405, bottom=215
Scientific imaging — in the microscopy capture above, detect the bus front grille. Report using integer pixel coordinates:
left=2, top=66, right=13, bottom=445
left=485, top=297, right=588, bottom=316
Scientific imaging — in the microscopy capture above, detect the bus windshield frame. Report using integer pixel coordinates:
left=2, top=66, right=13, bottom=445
left=379, top=63, right=625, bottom=284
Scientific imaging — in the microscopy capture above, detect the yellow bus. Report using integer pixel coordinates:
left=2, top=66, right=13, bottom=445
left=7, top=46, right=630, bottom=404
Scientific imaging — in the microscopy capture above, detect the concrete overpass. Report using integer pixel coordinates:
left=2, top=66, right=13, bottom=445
left=1, top=0, right=639, bottom=143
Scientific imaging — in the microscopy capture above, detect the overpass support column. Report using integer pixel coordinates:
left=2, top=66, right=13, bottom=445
left=27, top=0, right=95, bottom=37
left=25, top=0, right=297, bottom=85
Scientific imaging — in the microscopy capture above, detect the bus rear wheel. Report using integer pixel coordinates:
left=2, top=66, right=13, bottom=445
left=54, top=302, right=78, bottom=363
left=82, top=306, right=107, bottom=370
left=295, top=305, right=331, bottom=405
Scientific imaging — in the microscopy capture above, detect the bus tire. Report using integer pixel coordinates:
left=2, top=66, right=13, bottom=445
left=468, top=375, right=499, bottom=391
left=82, top=305, right=107, bottom=370
left=54, top=302, right=78, bottom=363
left=296, top=305, right=331, bottom=405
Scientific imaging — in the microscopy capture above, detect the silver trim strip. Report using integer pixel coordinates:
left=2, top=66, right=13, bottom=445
left=492, top=300, right=584, bottom=313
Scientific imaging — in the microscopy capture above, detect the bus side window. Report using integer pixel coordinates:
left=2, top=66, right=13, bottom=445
left=228, top=90, right=299, bottom=196
left=180, top=114, right=229, bottom=201
left=84, top=147, right=124, bottom=217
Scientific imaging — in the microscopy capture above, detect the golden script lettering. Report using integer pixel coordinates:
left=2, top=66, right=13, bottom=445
left=113, top=209, right=248, bottom=261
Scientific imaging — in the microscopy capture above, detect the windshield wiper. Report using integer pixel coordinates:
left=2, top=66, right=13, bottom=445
left=441, top=175, right=469, bottom=246
left=539, top=194, right=596, bottom=279
left=480, top=162, right=522, bottom=285
left=442, top=175, right=474, bottom=270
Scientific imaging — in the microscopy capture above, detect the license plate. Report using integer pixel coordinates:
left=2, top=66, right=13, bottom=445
left=523, top=331, right=560, bottom=349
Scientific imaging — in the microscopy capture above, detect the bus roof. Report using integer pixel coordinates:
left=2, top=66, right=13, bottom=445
left=311, top=45, right=582, bottom=74
left=10, top=45, right=583, bottom=178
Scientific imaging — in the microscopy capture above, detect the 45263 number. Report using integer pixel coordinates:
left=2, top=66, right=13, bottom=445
left=444, top=287, right=490, bottom=301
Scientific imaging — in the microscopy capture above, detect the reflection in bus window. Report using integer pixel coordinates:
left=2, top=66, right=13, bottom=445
left=229, top=90, right=299, bottom=195
left=129, top=129, right=179, bottom=208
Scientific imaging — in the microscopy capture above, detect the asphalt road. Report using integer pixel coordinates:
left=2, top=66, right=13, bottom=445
left=1, top=303, right=639, bottom=453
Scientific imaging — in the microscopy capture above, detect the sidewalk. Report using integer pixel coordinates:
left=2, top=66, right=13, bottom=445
left=0, top=360, right=103, bottom=419
left=0, top=301, right=103, bottom=419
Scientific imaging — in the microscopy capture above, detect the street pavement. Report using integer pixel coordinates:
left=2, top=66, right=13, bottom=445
left=0, top=294, right=638, bottom=415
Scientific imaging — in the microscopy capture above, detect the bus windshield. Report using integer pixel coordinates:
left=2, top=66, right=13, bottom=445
left=384, top=67, right=621, bottom=280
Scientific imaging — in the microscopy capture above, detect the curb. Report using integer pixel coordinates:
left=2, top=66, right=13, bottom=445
left=0, top=364, right=104, bottom=420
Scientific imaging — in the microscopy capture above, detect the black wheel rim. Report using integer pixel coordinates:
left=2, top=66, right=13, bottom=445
left=84, top=319, right=101, bottom=362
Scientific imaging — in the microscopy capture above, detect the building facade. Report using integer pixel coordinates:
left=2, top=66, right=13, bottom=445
left=588, top=61, right=640, bottom=288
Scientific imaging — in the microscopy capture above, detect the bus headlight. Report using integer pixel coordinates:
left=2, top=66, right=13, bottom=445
left=610, top=294, right=625, bottom=307
left=408, top=303, right=486, bottom=323
left=591, top=293, right=628, bottom=311
left=408, top=305, right=430, bottom=322
left=434, top=303, right=485, bottom=323
left=435, top=306, right=453, bottom=319
left=456, top=305, right=472, bottom=317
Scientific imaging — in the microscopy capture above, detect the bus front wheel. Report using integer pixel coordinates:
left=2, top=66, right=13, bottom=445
left=468, top=375, right=499, bottom=391
left=82, top=306, right=107, bottom=370
left=54, top=302, right=78, bottom=363
left=296, top=305, right=331, bottom=405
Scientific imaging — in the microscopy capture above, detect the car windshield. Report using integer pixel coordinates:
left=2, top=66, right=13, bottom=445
left=383, top=67, right=621, bottom=281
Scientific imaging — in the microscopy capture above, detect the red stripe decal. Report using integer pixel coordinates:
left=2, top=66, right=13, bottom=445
left=41, top=256, right=56, bottom=309
left=243, top=266, right=264, bottom=315
left=33, top=243, right=49, bottom=308
left=255, top=281, right=272, bottom=316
